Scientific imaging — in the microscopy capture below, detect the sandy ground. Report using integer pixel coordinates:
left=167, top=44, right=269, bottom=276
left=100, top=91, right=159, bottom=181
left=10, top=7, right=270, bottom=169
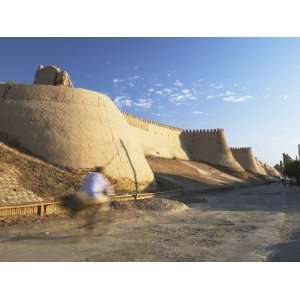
left=0, top=182, right=299, bottom=261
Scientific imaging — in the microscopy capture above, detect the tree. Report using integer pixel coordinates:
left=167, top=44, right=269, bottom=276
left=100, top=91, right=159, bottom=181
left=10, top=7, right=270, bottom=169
left=5, top=80, right=17, bottom=85
left=284, top=161, right=300, bottom=185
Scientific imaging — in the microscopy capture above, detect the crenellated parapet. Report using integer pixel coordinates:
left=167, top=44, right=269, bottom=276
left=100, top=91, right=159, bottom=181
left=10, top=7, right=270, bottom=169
left=121, top=111, right=188, bottom=159
left=182, top=128, right=224, bottom=134
left=230, top=147, right=251, bottom=151
left=122, top=111, right=182, bottom=132
left=122, top=110, right=226, bottom=135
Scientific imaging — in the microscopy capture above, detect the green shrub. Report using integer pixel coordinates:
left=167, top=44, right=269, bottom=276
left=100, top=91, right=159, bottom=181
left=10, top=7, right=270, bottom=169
left=284, top=161, right=300, bottom=185
left=5, top=80, right=17, bottom=85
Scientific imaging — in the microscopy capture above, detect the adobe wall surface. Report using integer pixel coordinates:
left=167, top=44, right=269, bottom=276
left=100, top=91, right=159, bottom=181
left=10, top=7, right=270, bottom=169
left=0, top=84, right=155, bottom=191
left=123, top=112, right=189, bottom=160
left=123, top=112, right=244, bottom=172
left=255, top=159, right=268, bottom=176
left=180, top=129, right=244, bottom=172
left=231, top=147, right=264, bottom=175
left=264, top=164, right=281, bottom=177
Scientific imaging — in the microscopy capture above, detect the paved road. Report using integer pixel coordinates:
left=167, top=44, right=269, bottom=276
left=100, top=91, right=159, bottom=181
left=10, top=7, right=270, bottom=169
left=0, top=183, right=299, bottom=261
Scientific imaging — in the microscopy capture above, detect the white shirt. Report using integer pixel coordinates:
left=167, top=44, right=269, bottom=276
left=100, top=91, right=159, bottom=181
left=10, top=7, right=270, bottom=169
left=80, top=172, right=110, bottom=198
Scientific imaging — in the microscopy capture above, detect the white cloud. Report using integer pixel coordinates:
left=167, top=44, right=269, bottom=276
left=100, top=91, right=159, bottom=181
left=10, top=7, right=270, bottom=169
left=174, top=79, right=184, bottom=87
left=168, top=86, right=198, bottom=104
left=155, top=90, right=163, bottom=95
left=175, top=95, right=185, bottom=101
left=224, top=90, right=233, bottom=96
left=206, top=89, right=253, bottom=103
left=113, top=78, right=122, bottom=84
left=167, top=70, right=175, bottom=77
left=114, top=96, right=133, bottom=107
left=210, top=83, right=224, bottom=90
left=206, top=95, right=215, bottom=99
left=169, top=93, right=196, bottom=104
left=163, top=88, right=172, bottom=94
left=113, top=75, right=141, bottom=86
left=148, top=88, right=155, bottom=92
left=152, top=112, right=167, bottom=117
left=128, top=82, right=135, bottom=87
left=280, top=95, right=289, bottom=101
left=223, top=94, right=252, bottom=103
left=192, top=111, right=208, bottom=115
left=182, top=89, right=190, bottom=94
left=129, top=75, right=141, bottom=81
left=135, top=98, right=153, bottom=109
left=115, top=96, right=153, bottom=109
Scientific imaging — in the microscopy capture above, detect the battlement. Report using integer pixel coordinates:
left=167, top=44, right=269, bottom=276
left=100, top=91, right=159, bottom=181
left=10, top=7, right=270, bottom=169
left=231, top=147, right=252, bottom=151
left=182, top=128, right=224, bottom=134
left=122, top=111, right=225, bottom=134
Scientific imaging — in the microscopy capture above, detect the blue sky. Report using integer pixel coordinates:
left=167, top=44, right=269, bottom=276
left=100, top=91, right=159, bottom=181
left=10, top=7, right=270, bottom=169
left=0, top=37, right=299, bottom=165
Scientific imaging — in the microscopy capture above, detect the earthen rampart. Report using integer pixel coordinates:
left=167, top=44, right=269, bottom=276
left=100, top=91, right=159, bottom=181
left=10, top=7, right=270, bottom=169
left=122, top=112, right=244, bottom=172
left=180, top=129, right=244, bottom=172
left=122, top=111, right=189, bottom=160
left=0, top=65, right=272, bottom=192
left=0, top=81, right=267, bottom=192
left=263, top=164, right=281, bottom=177
left=0, top=84, right=155, bottom=191
left=231, top=147, right=264, bottom=174
left=255, top=159, right=268, bottom=176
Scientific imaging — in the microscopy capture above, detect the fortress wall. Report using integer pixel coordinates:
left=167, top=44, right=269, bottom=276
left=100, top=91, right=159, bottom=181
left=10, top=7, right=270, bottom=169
left=0, top=84, right=155, bottom=191
left=255, top=159, right=268, bottom=176
left=264, top=164, right=281, bottom=177
left=123, top=112, right=244, bottom=172
left=122, top=112, right=189, bottom=159
left=231, top=147, right=263, bottom=174
left=180, top=129, right=244, bottom=172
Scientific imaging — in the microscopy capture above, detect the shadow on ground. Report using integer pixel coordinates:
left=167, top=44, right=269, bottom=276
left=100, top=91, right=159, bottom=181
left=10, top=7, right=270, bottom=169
left=170, top=182, right=300, bottom=214
left=0, top=233, right=82, bottom=243
left=267, top=230, right=300, bottom=261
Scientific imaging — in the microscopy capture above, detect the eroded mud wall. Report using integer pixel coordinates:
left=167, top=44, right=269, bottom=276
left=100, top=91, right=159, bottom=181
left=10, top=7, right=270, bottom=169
left=180, top=129, right=244, bottom=172
left=231, top=147, right=264, bottom=174
left=0, top=84, right=155, bottom=191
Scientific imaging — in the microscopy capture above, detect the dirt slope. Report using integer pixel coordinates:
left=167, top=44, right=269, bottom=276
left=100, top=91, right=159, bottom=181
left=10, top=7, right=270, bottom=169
left=0, top=142, right=82, bottom=205
left=147, top=157, right=262, bottom=190
left=0, top=141, right=266, bottom=206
